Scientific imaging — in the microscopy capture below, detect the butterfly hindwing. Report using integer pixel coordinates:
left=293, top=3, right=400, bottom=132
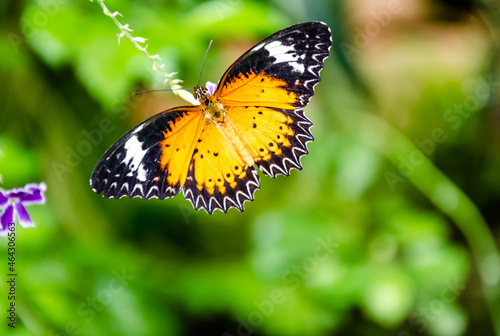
left=90, top=107, right=204, bottom=200
left=225, top=106, right=313, bottom=177
left=182, top=121, right=260, bottom=214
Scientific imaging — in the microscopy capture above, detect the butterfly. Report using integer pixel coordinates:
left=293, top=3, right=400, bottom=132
left=90, top=21, right=332, bottom=214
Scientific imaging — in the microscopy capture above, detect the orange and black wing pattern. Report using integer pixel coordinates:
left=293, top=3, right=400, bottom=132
left=90, top=107, right=204, bottom=200
left=91, top=21, right=331, bottom=213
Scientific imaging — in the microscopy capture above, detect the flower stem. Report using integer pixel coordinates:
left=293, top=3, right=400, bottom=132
left=90, top=0, right=199, bottom=105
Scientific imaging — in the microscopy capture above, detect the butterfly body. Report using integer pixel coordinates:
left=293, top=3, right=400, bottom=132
left=91, top=22, right=332, bottom=213
left=196, top=87, right=224, bottom=122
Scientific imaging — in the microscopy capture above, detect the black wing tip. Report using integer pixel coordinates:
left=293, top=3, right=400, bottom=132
left=284, top=21, right=331, bottom=32
left=291, top=21, right=332, bottom=45
left=286, top=22, right=333, bottom=108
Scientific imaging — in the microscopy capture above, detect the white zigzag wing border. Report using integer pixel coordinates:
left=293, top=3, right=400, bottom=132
left=182, top=167, right=260, bottom=214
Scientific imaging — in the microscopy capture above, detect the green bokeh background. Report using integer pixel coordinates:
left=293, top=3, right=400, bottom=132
left=1, top=0, right=500, bottom=335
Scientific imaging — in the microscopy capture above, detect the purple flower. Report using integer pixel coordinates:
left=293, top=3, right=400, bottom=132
left=0, top=182, right=47, bottom=235
left=206, top=81, right=218, bottom=95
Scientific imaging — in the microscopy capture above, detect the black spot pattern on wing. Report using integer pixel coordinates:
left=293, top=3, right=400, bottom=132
left=90, top=108, right=194, bottom=200
left=255, top=108, right=313, bottom=178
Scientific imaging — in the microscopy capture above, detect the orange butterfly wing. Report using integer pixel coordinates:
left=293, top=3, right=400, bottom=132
left=222, top=105, right=310, bottom=178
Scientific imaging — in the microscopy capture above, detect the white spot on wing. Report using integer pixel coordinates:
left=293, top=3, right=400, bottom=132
left=251, top=43, right=264, bottom=52
left=288, top=60, right=305, bottom=73
left=137, top=164, right=148, bottom=182
left=264, top=41, right=305, bottom=73
left=133, top=123, right=145, bottom=134
left=123, top=135, right=148, bottom=173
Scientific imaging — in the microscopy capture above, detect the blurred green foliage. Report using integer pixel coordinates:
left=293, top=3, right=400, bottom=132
left=1, top=0, right=499, bottom=335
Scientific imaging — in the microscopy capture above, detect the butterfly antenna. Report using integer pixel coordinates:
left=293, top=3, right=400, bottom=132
left=198, top=39, right=213, bottom=87
left=133, top=88, right=195, bottom=95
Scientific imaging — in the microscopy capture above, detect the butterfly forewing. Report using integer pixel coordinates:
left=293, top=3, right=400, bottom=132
left=90, top=107, right=203, bottom=200
left=216, top=21, right=332, bottom=108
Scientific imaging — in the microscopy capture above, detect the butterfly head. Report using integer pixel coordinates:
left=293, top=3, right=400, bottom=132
left=194, top=81, right=218, bottom=102
left=194, top=85, right=211, bottom=103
